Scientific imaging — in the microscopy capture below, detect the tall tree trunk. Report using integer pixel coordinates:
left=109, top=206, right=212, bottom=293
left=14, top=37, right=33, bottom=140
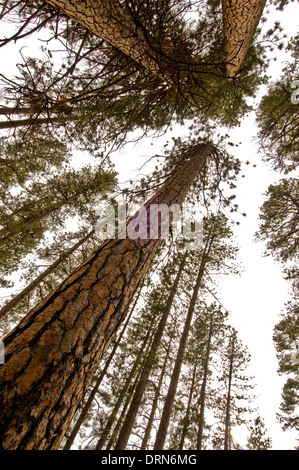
left=0, top=231, right=95, bottom=321
left=140, top=335, right=173, bottom=450
left=196, top=313, right=214, bottom=450
left=222, top=0, right=267, bottom=79
left=43, top=0, right=165, bottom=79
left=95, top=318, right=155, bottom=451
left=0, top=142, right=211, bottom=450
left=178, top=362, right=197, bottom=450
left=114, top=251, right=188, bottom=450
left=153, top=233, right=214, bottom=450
left=63, top=282, right=142, bottom=450
left=224, top=331, right=236, bottom=450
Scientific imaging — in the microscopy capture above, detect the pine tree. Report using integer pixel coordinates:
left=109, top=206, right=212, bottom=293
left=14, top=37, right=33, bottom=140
left=247, top=416, right=272, bottom=450
left=0, top=141, right=212, bottom=450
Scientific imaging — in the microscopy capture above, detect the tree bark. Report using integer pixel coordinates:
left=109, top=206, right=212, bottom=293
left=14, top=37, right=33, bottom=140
left=0, top=116, right=72, bottom=130
left=63, top=282, right=142, bottom=450
left=0, top=142, right=212, bottom=450
left=153, top=233, right=214, bottom=450
left=43, top=0, right=164, bottom=78
left=114, top=250, right=188, bottom=450
left=0, top=231, right=95, bottom=321
left=222, top=0, right=267, bottom=79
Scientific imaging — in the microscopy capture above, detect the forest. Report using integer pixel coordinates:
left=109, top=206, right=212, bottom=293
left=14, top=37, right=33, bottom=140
left=0, top=0, right=298, bottom=451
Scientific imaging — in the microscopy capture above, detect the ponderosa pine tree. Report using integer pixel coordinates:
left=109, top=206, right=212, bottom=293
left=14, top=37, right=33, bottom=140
left=212, top=328, right=255, bottom=450
left=153, top=213, right=238, bottom=450
left=221, top=0, right=267, bottom=80
left=256, top=34, right=299, bottom=173
left=0, top=141, right=212, bottom=450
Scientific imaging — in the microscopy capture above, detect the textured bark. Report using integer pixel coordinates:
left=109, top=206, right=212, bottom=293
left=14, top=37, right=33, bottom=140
left=43, top=0, right=164, bottom=78
left=196, top=314, right=214, bottom=450
left=222, top=0, right=267, bottom=79
left=114, top=251, right=188, bottom=450
left=0, top=231, right=94, bottom=321
left=63, top=283, right=141, bottom=450
left=0, top=143, right=212, bottom=450
left=153, top=235, right=213, bottom=450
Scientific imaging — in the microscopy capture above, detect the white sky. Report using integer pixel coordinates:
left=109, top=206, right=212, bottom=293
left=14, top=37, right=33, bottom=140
left=0, top=0, right=298, bottom=450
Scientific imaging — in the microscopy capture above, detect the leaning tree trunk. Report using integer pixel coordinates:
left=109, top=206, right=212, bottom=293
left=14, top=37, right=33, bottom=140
left=43, top=0, right=165, bottom=79
left=178, top=362, right=197, bottom=450
left=0, top=142, right=212, bottom=450
left=114, top=251, right=188, bottom=450
left=63, top=282, right=142, bottom=450
left=222, top=0, right=267, bottom=80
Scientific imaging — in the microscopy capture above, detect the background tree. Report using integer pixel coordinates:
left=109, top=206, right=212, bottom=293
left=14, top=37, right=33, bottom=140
left=247, top=415, right=272, bottom=450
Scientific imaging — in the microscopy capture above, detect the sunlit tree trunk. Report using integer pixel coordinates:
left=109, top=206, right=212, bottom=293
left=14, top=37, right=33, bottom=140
left=224, top=331, right=236, bottom=450
left=222, top=0, right=267, bottom=79
left=0, top=142, right=212, bottom=450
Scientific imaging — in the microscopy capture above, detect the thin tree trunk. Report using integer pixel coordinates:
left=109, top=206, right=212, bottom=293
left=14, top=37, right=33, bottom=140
left=63, top=282, right=142, bottom=450
left=178, top=362, right=197, bottom=450
left=95, top=318, right=155, bottom=451
left=0, top=142, right=211, bottom=450
left=0, top=107, right=33, bottom=116
left=114, top=250, right=188, bottom=450
left=153, top=233, right=214, bottom=450
left=196, top=313, right=214, bottom=450
left=0, top=231, right=95, bottom=321
left=0, top=116, right=72, bottom=130
left=140, top=335, right=173, bottom=450
left=43, top=0, right=164, bottom=78
left=224, top=331, right=236, bottom=450
left=222, top=0, right=267, bottom=79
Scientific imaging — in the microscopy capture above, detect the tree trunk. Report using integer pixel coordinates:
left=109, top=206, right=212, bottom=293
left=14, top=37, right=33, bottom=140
left=43, top=0, right=165, bottom=79
left=153, top=233, right=214, bottom=450
left=140, top=335, right=173, bottom=450
left=222, top=0, right=267, bottom=79
left=196, top=314, right=214, bottom=450
left=178, top=362, right=197, bottom=450
left=63, top=282, right=142, bottom=450
left=95, top=318, right=155, bottom=450
left=0, top=142, right=212, bottom=450
left=0, top=116, right=72, bottom=130
left=0, top=231, right=95, bottom=321
left=114, top=250, right=188, bottom=450
left=224, top=331, right=236, bottom=450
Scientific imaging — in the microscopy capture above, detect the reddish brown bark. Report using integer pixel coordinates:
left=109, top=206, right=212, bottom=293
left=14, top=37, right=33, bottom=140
left=43, top=0, right=163, bottom=78
left=222, top=0, right=267, bottom=79
left=0, top=142, right=212, bottom=450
